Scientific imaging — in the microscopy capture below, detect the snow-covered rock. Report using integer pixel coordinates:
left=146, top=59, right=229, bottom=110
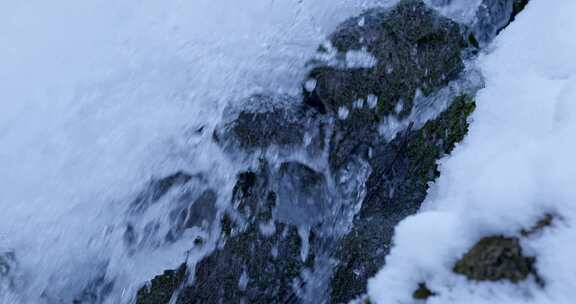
left=368, top=0, right=576, bottom=303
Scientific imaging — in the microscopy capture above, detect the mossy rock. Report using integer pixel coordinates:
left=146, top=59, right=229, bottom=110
left=453, top=236, right=536, bottom=283
left=303, top=0, right=471, bottom=171
left=412, top=282, right=436, bottom=300
left=304, top=0, right=468, bottom=119
left=406, top=94, right=475, bottom=181
left=213, top=94, right=325, bottom=153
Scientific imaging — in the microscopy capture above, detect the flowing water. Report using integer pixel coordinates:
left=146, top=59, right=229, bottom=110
left=0, top=0, right=487, bottom=303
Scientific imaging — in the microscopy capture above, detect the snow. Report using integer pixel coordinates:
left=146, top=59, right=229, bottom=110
left=368, top=0, right=576, bottom=303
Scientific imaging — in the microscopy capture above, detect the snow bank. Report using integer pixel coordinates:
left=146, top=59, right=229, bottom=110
left=368, top=0, right=576, bottom=303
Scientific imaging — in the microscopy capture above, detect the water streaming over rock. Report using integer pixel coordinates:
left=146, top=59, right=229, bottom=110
left=0, top=0, right=528, bottom=303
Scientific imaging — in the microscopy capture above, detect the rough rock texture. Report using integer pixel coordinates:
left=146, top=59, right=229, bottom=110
left=125, top=172, right=218, bottom=251
left=330, top=95, right=475, bottom=302
left=175, top=162, right=322, bottom=304
left=136, top=264, right=188, bottom=304
left=453, top=236, right=537, bottom=283
left=412, top=282, right=436, bottom=300
left=304, top=0, right=469, bottom=169
left=521, top=214, right=554, bottom=237
left=214, top=94, right=325, bottom=154
left=134, top=0, right=531, bottom=303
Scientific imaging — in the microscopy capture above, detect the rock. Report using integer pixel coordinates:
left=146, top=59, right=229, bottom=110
left=125, top=172, right=218, bottom=250
left=412, top=282, right=436, bottom=300
left=136, top=264, right=188, bottom=304
left=453, top=236, right=537, bottom=283
left=165, top=189, right=218, bottom=243
left=72, top=273, right=115, bottom=304
left=521, top=214, right=554, bottom=237
left=303, top=0, right=469, bottom=170
left=214, top=94, right=325, bottom=153
left=128, top=171, right=196, bottom=214
left=329, top=95, right=476, bottom=302
left=172, top=163, right=321, bottom=304
left=134, top=0, right=533, bottom=302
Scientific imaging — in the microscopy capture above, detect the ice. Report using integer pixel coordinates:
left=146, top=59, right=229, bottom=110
left=369, top=0, right=576, bottom=303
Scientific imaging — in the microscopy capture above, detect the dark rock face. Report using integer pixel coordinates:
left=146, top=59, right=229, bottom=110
left=330, top=95, right=475, bottom=302
left=176, top=163, right=323, bottom=304
left=304, top=0, right=469, bottom=170
left=134, top=0, right=531, bottom=303
left=412, top=282, right=436, bottom=300
left=72, top=273, right=116, bottom=304
left=453, top=236, right=537, bottom=283
left=521, top=214, right=554, bottom=237
left=307, top=0, right=466, bottom=116
left=136, top=264, right=188, bottom=304
left=125, top=172, right=218, bottom=252
left=214, top=94, right=325, bottom=154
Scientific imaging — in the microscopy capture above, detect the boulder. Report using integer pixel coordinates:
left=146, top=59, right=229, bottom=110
left=303, top=0, right=470, bottom=169
left=453, top=236, right=537, bottom=283
left=134, top=0, right=532, bottom=302
left=330, top=95, right=475, bottom=302
left=214, top=94, right=325, bottom=154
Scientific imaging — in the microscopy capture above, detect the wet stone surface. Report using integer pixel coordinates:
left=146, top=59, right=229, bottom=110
left=303, top=0, right=469, bottom=170
left=134, top=0, right=531, bottom=303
